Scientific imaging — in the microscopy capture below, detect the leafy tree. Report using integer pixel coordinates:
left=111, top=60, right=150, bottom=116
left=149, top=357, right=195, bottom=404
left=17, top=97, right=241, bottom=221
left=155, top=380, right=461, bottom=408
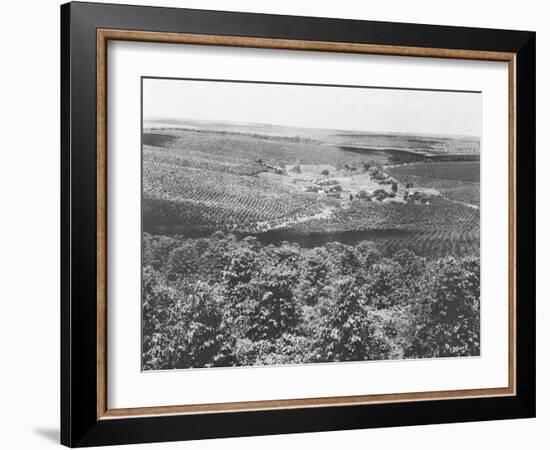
left=142, top=266, right=177, bottom=369
left=394, top=249, right=425, bottom=277
left=234, top=334, right=312, bottom=366
left=405, top=256, right=480, bottom=358
left=222, top=246, right=258, bottom=288
left=295, top=247, right=330, bottom=306
left=313, top=276, right=390, bottom=362
left=246, top=265, right=300, bottom=340
left=166, top=240, right=208, bottom=280
left=142, top=268, right=230, bottom=369
left=363, top=260, right=404, bottom=308
left=142, top=233, right=180, bottom=270
left=323, top=242, right=363, bottom=278
left=222, top=244, right=301, bottom=342
left=355, top=241, right=381, bottom=269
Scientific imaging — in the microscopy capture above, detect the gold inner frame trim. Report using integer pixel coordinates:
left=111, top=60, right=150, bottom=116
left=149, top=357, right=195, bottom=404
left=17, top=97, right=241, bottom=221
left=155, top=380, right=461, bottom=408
left=96, top=28, right=517, bottom=420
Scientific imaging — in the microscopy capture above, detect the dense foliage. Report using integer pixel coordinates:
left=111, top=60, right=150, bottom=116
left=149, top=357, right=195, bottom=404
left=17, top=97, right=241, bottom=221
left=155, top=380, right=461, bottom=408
left=142, top=232, right=480, bottom=370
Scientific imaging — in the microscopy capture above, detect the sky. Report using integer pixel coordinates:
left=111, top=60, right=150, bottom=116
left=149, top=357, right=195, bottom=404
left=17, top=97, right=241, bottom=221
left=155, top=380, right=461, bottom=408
left=143, top=78, right=481, bottom=137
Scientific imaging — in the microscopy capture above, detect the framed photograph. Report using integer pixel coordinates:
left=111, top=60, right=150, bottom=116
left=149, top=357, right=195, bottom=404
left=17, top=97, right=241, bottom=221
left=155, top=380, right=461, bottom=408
left=61, top=2, right=535, bottom=447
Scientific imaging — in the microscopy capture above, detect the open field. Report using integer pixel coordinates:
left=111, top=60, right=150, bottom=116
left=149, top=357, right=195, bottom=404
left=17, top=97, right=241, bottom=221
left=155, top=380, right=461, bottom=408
left=145, top=118, right=480, bottom=155
left=143, top=119, right=480, bottom=258
left=387, top=162, right=480, bottom=207
left=143, top=127, right=360, bottom=166
left=386, top=161, right=480, bottom=182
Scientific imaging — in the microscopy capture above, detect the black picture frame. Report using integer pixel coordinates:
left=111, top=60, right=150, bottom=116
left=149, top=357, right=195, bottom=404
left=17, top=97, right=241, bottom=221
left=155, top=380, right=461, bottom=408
left=61, top=1, right=535, bottom=447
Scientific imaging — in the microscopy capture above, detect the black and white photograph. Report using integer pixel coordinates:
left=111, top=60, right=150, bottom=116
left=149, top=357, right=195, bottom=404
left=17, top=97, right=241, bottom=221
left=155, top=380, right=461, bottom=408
left=141, top=78, right=481, bottom=371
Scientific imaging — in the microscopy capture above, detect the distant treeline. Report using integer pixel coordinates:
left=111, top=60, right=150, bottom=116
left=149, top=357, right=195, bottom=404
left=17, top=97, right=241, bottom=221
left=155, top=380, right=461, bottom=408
left=142, top=232, right=480, bottom=370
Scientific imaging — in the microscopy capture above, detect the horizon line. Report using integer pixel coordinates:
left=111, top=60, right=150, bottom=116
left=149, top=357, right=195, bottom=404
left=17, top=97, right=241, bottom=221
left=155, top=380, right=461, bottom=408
left=143, top=116, right=481, bottom=140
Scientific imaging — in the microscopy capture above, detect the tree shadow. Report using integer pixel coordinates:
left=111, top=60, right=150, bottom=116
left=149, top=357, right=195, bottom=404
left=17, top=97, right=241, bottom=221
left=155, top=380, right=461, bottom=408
left=34, top=428, right=59, bottom=444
